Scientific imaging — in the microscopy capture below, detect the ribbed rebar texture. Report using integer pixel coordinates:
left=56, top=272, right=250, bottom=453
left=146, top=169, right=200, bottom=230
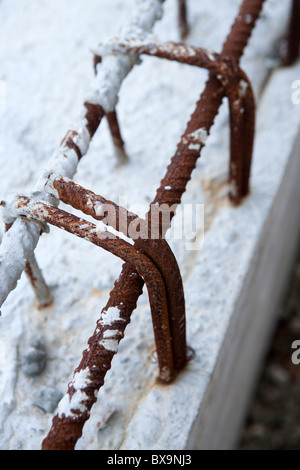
left=41, top=0, right=266, bottom=450
left=45, top=175, right=187, bottom=373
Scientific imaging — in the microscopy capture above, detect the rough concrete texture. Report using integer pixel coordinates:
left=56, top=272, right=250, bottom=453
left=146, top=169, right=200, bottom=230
left=0, top=0, right=300, bottom=450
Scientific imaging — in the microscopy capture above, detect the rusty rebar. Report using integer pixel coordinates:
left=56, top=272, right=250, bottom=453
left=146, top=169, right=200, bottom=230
left=45, top=173, right=139, bottom=234
left=105, top=110, right=129, bottom=164
left=14, top=195, right=175, bottom=383
left=43, top=262, right=144, bottom=451
left=44, top=173, right=187, bottom=372
left=11, top=192, right=184, bottom=450
left=101, top=39, right=255, bottom=204
left=93, top=54, right=129, bottom=164
left=0, top=0, right=166, bottom=310
left=59, top=101, right=105, bottom=163
left=41, top=0, right=266, bottom=450
left=283, top=0, right=300, bottom=66
left=24, top=255, right=53, bottom=309
left=178, top=0, right=189, bottom=40
left=101, top=39, right=243, bottom=83
left=227, top=68, right=255, bottom=202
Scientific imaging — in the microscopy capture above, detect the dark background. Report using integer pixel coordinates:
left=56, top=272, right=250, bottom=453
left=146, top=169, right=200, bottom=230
left=239, top=244, right=300, bottom=450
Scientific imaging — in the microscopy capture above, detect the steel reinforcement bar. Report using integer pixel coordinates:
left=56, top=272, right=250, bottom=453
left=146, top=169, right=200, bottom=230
left=0, top=0, right=299, bottom=451
left=40, top=0, right=267, bottom=450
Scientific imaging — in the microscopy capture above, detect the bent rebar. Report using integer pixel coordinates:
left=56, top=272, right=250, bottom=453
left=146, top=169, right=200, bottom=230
left=97, top=39, right=255, bottom=205
left=44, top=173, right=188, bottom=373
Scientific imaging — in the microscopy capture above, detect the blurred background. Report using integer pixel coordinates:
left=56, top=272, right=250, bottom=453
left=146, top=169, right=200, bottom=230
left=240, top=245, right=300, bottom=450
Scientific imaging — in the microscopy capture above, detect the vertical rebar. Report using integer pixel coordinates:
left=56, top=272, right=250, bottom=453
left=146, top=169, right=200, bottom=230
left=24, top=255, right=53, bottom=309
left=178, top=0, right=189, bottom=40
left=105, top=110, right=129, bottom=164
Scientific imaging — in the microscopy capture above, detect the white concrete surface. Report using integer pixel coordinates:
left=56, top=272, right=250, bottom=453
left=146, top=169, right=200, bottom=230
left=0, top=0, right=299, bottom=450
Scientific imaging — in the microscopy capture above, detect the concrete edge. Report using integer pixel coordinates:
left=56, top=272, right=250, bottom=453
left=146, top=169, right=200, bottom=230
left=186, top=125, right=300, bottom=450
